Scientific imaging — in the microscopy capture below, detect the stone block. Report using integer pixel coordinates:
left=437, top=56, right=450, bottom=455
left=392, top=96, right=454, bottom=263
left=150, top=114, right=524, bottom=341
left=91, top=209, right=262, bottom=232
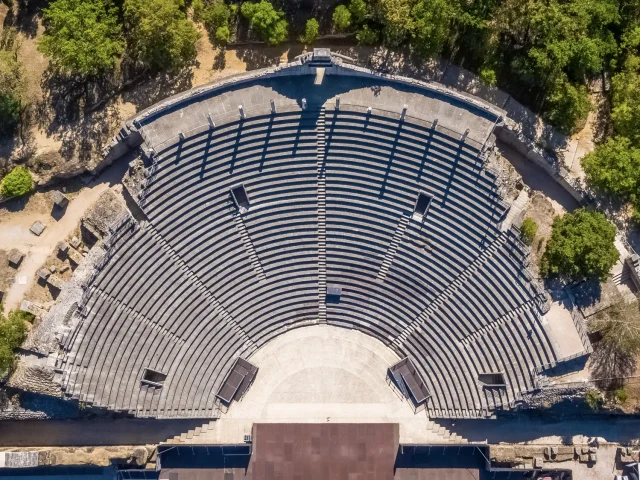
left=8, top=249, right=24, bottom=268
left=56, top=241, right=69, bottom=255
left=30, top=221, right=46, bottom=236
left=68, top=249, right=84, bottom=265
left=59, top=265, right=70, bottom=273
left=589, top=453, right=597, bottom=462
left=554, top=453, right=574, bottom=462
left=579, top=454, right=589, bottom=463
left=37, top=268, right=51, bottom=282
left=550, top=446, right=558, bottom=456
left=70, top=236, right=81, bottom=249
left=534, top=457, right=544, bottom=468
left=47, top=275, right=64, bottom=290
left=49, top=265, right=57, bottom=273
left=589, top=446, right=597, bottom=453
left=20, top=300, right=41, bottom=316
left=51, top=190, right=69, bottom=208
left=557, top=446, right=573, bottom=455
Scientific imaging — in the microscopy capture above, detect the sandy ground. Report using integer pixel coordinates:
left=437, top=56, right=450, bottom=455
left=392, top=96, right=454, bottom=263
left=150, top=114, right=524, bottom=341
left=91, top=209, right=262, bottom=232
left=0, top=159, right=128, bottom=311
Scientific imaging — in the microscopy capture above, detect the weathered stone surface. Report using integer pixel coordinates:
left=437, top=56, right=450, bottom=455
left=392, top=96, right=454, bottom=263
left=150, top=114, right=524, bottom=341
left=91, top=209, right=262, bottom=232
left=8, top=249, right=24, bottom=267
left=81, top=190, right=127, bottom=243
left=30, top=221, right=46, bottom=236
left=534, top=457, right=544, bottom=468
left=19, top=300, right=42, bottom=316
left=67, top=249, right=84, bottom=266
left=589, top=453, right=597, bottom=462
left=0, top=451, right=39, bottom=468
left=70, top=236, right=81, bottom=249
left=47, top=275, right=64, bottom=290
left=37, top=268, right=51, bottom=282
left=51, top=190, right=69, bottom=208
left=56, top=241, right=69, bottom=255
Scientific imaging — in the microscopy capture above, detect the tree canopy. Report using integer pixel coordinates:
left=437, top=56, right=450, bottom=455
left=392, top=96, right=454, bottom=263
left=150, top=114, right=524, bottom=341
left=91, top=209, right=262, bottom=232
left=540, top=209, right=619, bottom=282
left=301, top=18, right=319, bottom=44
left=124, top=0, right=199, bottom=71
left=0, top=309, right=30, bottom=375
left=333, top=5, right=352, bottom=32
left=241, top=0, right=288, bottom=45
left=38, top=0, right=124, bottom=77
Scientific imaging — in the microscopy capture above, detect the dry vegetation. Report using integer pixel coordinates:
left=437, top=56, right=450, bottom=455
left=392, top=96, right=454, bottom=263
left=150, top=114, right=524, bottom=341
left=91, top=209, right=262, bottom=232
left=521, top=192, right=557, bottom=277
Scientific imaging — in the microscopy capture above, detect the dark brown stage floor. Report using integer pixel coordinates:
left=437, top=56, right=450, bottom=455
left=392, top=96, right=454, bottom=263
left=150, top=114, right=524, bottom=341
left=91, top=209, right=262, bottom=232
left=159, top=423, right=480, bottom=480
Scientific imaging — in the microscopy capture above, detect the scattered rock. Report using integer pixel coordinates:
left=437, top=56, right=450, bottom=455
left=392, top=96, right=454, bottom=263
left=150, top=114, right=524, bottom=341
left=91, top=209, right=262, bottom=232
left=59, top=265, right=70, bottom=273
left=70, top=236, right=81, bottom=249
left=8, top=249, right=25, bottom=268
left=56, top=241, right=69, bottom=256
left=37, top=268, right=51, bottom=282
left=49, top=265, right=57, bottom=274
left=67, top=249, right=84, bottom=266
left=30, top=221, right=46, bottom=236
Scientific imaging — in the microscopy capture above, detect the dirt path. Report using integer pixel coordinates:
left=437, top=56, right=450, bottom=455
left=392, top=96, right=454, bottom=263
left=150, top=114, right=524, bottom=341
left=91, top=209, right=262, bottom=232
left=0, top=160, right=128, bottom=311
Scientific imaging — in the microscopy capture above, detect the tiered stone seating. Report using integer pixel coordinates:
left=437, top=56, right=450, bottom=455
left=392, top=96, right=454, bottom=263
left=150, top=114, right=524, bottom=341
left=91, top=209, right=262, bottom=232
left=59, top=95, right=560, bottom=419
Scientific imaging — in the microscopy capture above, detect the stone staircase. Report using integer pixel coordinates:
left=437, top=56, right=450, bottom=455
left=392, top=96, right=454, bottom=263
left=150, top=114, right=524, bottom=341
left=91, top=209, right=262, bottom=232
left=392, top=231, right=510, bottom=348
left=376, top=215, right=411, bottom=281
left=317, top=107, right=327, bottom=323
left=233, top=214, right=267, bottom=281
left=164, top=418, right=470, bottom=445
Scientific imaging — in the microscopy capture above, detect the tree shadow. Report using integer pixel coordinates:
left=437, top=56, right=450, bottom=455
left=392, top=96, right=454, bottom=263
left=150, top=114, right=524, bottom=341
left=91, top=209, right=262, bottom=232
left=120, top=68, right=194, bottom=112
left=590, top=340, right=636, bottom=390
left=213, top=48, right=226, bottom=71
left=235, top=45, right=288, bottom=70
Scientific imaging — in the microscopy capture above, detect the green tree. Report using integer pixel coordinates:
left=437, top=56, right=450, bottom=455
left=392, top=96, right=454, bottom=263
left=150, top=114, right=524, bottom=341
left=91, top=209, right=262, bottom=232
left=611, top=55, right=640, bottom=144
left=408, top=0, right=455, bottom=57
left=582, top=137, right=640, bottom=203
left=520, top=217, right=538, bottom=245
left=542, top=78, right=591, bottom=134
left=202, top=2, right=231, bottom=38
left=215, top=25, right=231, bottom=44
left=0, top=309, right=29, bottom=374
left=0, top=92, right=20, bottom=139
left=301, top=18, right=319, bottom=44
left=540, top=208, right=619, bottom=282
left=192, top=0, right=205, bottom=21
left=38, top=0, right=124, bottom=77
left=241, top=0, right=288, bottom=45
left=356, top=24, right=379, bottom=45
left=585, top=388, right=603, bottom=410
left=333, top=5, right=352, bottom=32
left=348, top=0, right=368, bottom=24
left=124, top=0, right=200, bottom=71
left=1, top=166, right=33, bottom=198
left=379, top=0, right=411, bottom=46
left=590, top=300, right=640, bottom=357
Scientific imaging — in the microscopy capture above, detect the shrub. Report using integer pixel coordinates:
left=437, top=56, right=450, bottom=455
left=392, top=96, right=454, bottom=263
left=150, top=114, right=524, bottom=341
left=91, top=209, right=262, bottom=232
left=215, top=25, right=231, bottom=44
left=479, top=67, right=497, bottom=85
left=408, top=0, right=454, bottom=57
left=520, top=217, right=538, bottom=245
left=356, top=24, right=379, bottom=45
left=332, top=5, right=352, bottom=32
left=241, top=0, right=288, bottom=45
left=585, top=388, right=603, bottom=410
left=38, top=0, right=124, bottom=77
left=540, top=208, right=619, bottom=282
left=348, top=0, right=367, bottom=24
left=0, top=91, right=20, bottom=139
left=614, top=387, right=628, bottom=404
left=1, top=166, right=33, bottom=199
left=192, top=0, right=204, bottom=21
left=301, top=18, right=319, bottom=44
left=124, top=0, right=200, bottom=71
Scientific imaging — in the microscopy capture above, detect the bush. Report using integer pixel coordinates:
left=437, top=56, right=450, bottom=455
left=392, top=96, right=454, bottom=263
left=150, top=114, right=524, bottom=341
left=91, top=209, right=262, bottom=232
left=241, top=0, right=288, bottom=45
left=301, top=18, right=319, bottom=44
left=520, top=217, right=538, bottom=245
left=348, top=0, right=367, bottom=24
left=614, top=387, right=628, bottom=404
left=38, top=0, right=124, bottom=77
left=0, top=91, right=20, bottom=139
left=124, top=0, right=200, bottom=71
left=192, top=0, right=204, bottom=21
left=1, top=166, right=33, bottom=199
left=332, top=5, right=352, bottom=32
left=479, top=67, right=497, bottom=85
left=540, top=209, right=619, bottom=282
left=582, top=137, right=640, bottom=205
left=356, top=24, right=379, bottom=45
left=215, top=25, right=231, bottom=44
left=585, top=388, right=603, bottom=410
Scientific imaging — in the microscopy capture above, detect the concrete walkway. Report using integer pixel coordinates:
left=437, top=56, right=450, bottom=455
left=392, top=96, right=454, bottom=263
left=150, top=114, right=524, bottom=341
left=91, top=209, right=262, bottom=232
left=0, top=160, right=128, bottom=311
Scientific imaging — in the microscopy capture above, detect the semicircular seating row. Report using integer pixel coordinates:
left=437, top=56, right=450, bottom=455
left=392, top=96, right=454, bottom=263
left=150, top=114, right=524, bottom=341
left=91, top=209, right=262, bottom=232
left=59, top=101, right=556, bottom=418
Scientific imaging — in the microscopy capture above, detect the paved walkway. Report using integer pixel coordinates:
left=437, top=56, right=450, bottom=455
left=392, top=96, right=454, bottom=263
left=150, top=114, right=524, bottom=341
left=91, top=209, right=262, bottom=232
left=0, top=160, right=128, bottom=311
